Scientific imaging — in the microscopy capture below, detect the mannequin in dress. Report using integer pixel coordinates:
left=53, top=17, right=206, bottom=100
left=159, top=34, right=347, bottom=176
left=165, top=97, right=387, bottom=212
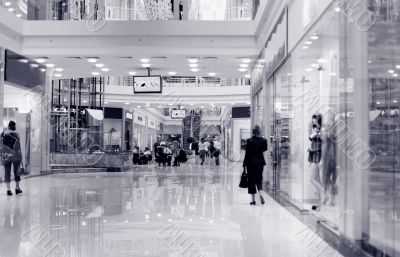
left=308, top=113, right=324, bottom=210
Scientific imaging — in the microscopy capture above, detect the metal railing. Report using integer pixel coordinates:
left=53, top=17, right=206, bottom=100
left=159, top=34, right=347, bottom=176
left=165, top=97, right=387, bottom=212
left=105, top=6, right=148, bottom=21
left=189, top=6, right=252, bottom=21
left=105, top=76, right=251, bottom=87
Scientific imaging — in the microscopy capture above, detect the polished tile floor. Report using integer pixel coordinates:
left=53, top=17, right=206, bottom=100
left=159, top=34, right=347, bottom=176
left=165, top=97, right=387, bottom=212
left=0, top=162, right=344, bottom=257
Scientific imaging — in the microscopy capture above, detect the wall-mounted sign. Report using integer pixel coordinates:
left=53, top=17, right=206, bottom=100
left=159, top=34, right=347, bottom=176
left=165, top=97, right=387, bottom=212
left=232, top=107, right=251, bottom=119
left=133, top=76, right=162, bottom=93
left=126, top=112, right=133, bottom=120
left=171, top=109, right=186, bottom=119
left=148, top=119, right=157, bottom=130
left=134, top=113, right=146, bottom=126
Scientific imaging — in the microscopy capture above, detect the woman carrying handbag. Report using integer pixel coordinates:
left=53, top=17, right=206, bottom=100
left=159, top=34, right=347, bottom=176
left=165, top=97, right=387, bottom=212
left=0, top=121, right=23, bottom=196
left=242, top=125, right=268, bottom=205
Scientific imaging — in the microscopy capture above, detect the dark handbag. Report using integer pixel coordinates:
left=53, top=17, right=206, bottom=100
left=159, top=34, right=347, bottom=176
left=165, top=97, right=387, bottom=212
left=239, top=168, right=248, bottom=188
left=17, top=162, right=29, bottom=176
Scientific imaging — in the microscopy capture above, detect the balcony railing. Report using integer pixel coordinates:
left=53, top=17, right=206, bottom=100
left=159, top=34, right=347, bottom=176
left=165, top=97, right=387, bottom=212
left=105, top=76, right=251, bottom=87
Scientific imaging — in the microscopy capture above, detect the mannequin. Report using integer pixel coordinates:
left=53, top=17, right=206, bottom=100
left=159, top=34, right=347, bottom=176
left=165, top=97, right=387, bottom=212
left=322, top=109, right=338, bottom=206
left=308, top=113, right=324, bottom=210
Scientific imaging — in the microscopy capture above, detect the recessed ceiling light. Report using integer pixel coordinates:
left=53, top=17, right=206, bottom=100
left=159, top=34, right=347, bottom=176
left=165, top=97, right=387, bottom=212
left=92, top=71, right=100, bottom=76
left=393, top=73, right=398, bottom=77
left=55, top=68, right=63, bottom=72
left=329, top=72, right=337, bottom=76
left=15, top=13, right=22, bottom=18
left=142, top=63, right=151, bottom=68
left=128, top=71, right=136, bottom=75
left=158, top=105, right=163, bottom=108
left=188, top=58, right=198, bottom=63
left=101, top=67, right=110, bottom=72
left=311, top=34, right=319, bottom=40
left=388, top=70, right=395, bottom=74
left=46, top=63, right=55, bottom=68
left=241, top=58, right=252, bottom=63
left=189, top=63, right=199, bottom=68
left=30, top=63, right=39, bottom=68
left=238, top=68, right=247, bottom=72
left=95, top=63, right=105, bottom=68
left=394, top=100, right=398, bottom=103
left=190, top=103, right=194, bottom=106
left=4, top=2, right=11, bottom=7
left=334, top=7, right=341, bottom=12
left=240, top=63, right=249, bottom=68
left=82, top=100, right=88, bottom=103
left=168, top=103, right=173, bottom=106
left=40, top=68, right=46, bottom=72
left=124, top=102, right=130, bottom=105
left=140, top=58, right=150, bottom=63
left=18, top=59, right=29, bottom=63
left=137, top=106, right=142, bottom=108
left=208, top=72, right=216, bottom=76
left=246, top=102, right=251, bottom=105
left=305, top=68, right=313, bottom=72
left=168, top=71, right=177, bottom=76
left=54, top=73, right=62, bottom=78
left=35, top=58, right=47, bottom=63
left=245, top=74, right=251, bottom=78
left=396, top=65, right=400, bottom=69
left=190, top=68, right=199, bottom=72
left=305, top=41, right=313, bottom=45
left=200, top=106, right=205, bottom=108
left=8, top=8, right=14, bottom=12
left=104, top=101, right=108, bottom=104
left=302, top=45, right=309, bottom=49
left=87, top=58, right=98, bottom=63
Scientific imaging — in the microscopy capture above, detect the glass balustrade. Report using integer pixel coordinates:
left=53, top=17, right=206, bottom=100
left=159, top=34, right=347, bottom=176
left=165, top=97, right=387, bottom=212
left=1, top=0, right=257, bottom=21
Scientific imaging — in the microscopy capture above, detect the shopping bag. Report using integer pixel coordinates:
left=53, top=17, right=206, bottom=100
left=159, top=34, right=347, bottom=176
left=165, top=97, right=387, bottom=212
left=239, top=169, right=248, bottom=188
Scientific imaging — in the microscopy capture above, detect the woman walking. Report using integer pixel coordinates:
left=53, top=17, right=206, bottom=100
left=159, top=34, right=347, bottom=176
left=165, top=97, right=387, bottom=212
left=1, top=121, right=23, bottom=196
left=243, top=125, right=268, bottom=205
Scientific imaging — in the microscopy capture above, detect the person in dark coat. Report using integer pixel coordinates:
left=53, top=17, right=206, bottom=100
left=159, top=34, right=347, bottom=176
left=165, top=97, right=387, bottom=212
left=243, top=125, right=268, bottom=205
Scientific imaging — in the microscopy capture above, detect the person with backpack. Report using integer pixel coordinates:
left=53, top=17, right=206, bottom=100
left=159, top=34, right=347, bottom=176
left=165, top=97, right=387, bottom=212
left=1, top=121, right=23, bottom=196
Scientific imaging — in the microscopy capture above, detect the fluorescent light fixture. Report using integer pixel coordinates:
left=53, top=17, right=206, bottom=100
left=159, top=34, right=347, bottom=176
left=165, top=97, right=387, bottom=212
left=87, top=58, right=98, bottom=63
left=241, top=58, right=252, bottom=63
left=18, top=59, right=29, bottom=63
left=190, top=68, right=199, bottom=72
left=189, top=63, right=199, bottom=68
left=92, top=71, right=100, bottom=76
left=140, top=58, right=150, bottom=63
left=46, top=63, right=55, bottom=68
left=104, top=102, right=108, bottom=104
left=128, top=71, right=136, bottom=75
left=245, top=74, right=251, bottom=78
left=168, top=71, right=177, bottom=76
left=208, top=72, right=216, bottom=76
left=142, top=63, right=151, bottom=68
left=240, top=63, right=249, bottom=68
left=54, top=74, right=62, bottom=78
left=238, top=68, right=247, bottom=72
left=95, top=63, right=105, bottom=68
left=101, top=67, right=110, bottom=72
left=55, top=68, right=63, bottom=72
left=35, top=58, right=47, bottom=63
left=305, top=41, right=313, bottom=45
left=188, top=58, right=198, bottom=63
left=388, top=70, right=395, bottom=74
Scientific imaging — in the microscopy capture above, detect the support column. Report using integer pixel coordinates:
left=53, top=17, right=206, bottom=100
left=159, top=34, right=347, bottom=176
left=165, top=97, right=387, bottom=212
left=41, top=72, right=53, bottom=174
left=0, top=48, right=5, bottom=132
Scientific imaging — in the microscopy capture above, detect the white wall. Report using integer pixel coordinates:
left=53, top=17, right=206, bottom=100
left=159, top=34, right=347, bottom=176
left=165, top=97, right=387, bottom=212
left=231, top=118, right=250, bottom=161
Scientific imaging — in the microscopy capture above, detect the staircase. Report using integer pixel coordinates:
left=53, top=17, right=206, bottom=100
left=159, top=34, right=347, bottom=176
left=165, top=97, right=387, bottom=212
left=182, top=116, right=192, bottom=150
left=182, top=112, right=202, bottom=150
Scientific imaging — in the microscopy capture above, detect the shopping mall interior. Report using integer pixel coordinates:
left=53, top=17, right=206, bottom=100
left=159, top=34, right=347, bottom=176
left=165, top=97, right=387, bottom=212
left=0, top=0, right=398, bottom=256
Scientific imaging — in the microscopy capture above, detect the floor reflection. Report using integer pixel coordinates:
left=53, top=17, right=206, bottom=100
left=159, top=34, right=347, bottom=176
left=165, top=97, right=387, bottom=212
left=0, top=163, right=343, bottom=257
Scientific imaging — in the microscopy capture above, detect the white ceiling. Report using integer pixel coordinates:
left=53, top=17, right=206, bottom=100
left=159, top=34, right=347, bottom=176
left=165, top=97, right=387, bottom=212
left=30, top=55, right=255, bottom=78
